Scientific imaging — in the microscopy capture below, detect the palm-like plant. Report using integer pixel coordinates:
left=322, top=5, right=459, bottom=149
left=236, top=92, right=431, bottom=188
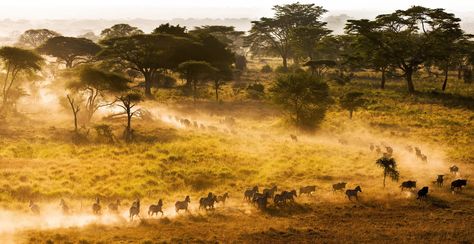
left=375, top=156, right=400, bottom=188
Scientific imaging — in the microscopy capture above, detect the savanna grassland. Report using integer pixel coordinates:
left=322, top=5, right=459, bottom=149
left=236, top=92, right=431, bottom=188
left=0, top=58, right=473, bottom=243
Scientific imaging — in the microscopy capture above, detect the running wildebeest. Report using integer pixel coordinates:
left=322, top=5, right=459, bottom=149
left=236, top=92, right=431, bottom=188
left=92, top=197, right=101, bottom=215
left=199, top=192, right=217, bottom=210
left=369, top=143, right=374, bottom=151
left=108, top=199, right=121, bottom=213
left=29, top=200, right=40, bottom=215
left=406, top=145, right=413, bottom=153
left=420, top=154, right=428, bottom=162
left=450, top=165, right=459, bottom=175
left=148, top=199, right=164, bottom=216
left=299, top=185, right=317, bottom=196
left=193, top=121, right=199, bottom=128
left=255, top=192, right=269, bottom=210
left=263, top=186, right=278, bottom=198
left=290, top=134, right=298, bottom=142
left=60, top=198, right=69, bottom=214
left=244, top=186, right=258, bottom=201
left=435, top=175, right=444, bottom=187
left=451, top=179, right=467, bottom=192
left=375, top=146, right=381, bottom=154
left=129, top=198, right=140, bottom=221
left=175, top=196, right=191, bottom=213
left=346, top=186, right=362, bottom=201
left=217, top=193, right=229, bottom=206
left=400, top=180, right=417, bottom=191
left=417, top=187, right=429, bottom=200
left=333, top=182, right=347, bottom=192
left=415, top=147, right=422, bottom=157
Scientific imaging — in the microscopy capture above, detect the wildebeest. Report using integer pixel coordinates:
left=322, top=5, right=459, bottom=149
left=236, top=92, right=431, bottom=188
left=400, top=180, right=417, bottom=191
left=175, top=196, right=191, bottom=213
left=92, top=197, right=101, bottom=215
left=420, top=154, right=428, bottom=162
left=199, top=193, right=217, bottom=210
left=281, top=190, right=297, bottom=203
left=415, top=147, right=422, bottom=157
left=451, top=179, right=467, bottom=192
left=129, top=198, right=140, bottom=221
left=375, top=146, right=381, bottom=154
left=386, top=146, right=393, bottom=155
left=148, top=199, right=164, bottom=216
left=369, top=144, right=374, bottom=151
left=193, top=121, right=199, bottom=128
left=290, top=134, right=298, bottom=142
left=333, top=182, right=347, bottom=192
left=263, top=186, right=278, bottom=198
left=346, top=186, right=362, bottom=201
left=450, top=165, right=459, bottom=175
left=60, top=198, right=69, bottom=214
left=417, top=187, right=429, bottom=199
left=244, top=186, right=258, bottom=201
left=255, top=192, right=269, bottom=210
left=216, top=193, right=229, bottom=206
left=405, top=145, right=413, bottom=153
left=180, top=119, right=191, bottom=127
left=435, top=175, right=444, bottom=187
left=29, top=200, right=40, bottom=215
left=299, top=185, right=316, bottom=196
left=108, top=199, right=121, bottom=213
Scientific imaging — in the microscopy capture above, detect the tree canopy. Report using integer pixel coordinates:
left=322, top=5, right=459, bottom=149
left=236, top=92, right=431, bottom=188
left=37, top=36, right=101, bottom=68
left=17, top=29, right=60, bottom=49
left=100, top=24, right=144, bottom=40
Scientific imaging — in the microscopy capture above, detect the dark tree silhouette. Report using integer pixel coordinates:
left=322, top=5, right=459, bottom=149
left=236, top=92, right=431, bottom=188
left=340, top=92, right=367, bottom=119
left=178, top=61, right=217, bottom=102
left=375, top=156, right=399, bottom=188
left=152, top=23, right=188, bottom=37
left=100, top=24, right=144, bottom=40
left=66, top=94, right=81, bottom=132
left=17, top=29, right=60, bottom=49
left=116, top=92, right=142, bottom=142
left=37, top=36, right=101, bottom=68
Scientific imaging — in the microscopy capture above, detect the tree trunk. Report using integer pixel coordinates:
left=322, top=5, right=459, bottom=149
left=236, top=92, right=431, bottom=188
left=442, top=65, right=449, bottom=91
left=193, top=80, right=197, bottom=102
left=458, top=65, right=463, bottom=80
left=380, top=68, right=386, bottom=89
left=405, top=69, right=415, bottom=93
left=214, top=80, right=219, bottom=102
left=349, top=110, right=353, bottom=119
left=126, top=107, right=132, bottom=142
left=144, top=73, right=152, bottom=98
left=383, top=172, right=386, bottom=188
left=282, top=56, right=288, bottom=70
left=66, top=60, right=73, bottom=69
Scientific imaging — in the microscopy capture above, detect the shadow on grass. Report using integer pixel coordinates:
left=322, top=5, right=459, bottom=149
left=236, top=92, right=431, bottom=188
left=417, top=90, right=474, bottom=111
left=426, top=195, right=451, bottom=209
left=264, top=202, right=313, bottom=217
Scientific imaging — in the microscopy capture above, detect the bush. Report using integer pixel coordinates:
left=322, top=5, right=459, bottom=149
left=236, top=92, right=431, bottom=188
left=247, top=83, right=265, bottom=99
left=261, top=64, right=273, bottom=73
left=270, top=72, right=331, bottom=130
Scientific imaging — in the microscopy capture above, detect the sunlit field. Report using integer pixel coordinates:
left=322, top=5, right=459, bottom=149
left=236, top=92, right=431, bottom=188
left=0, top=1, right=474, bottom=243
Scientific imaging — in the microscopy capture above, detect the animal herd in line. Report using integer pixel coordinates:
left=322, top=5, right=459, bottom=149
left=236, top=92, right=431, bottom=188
left=26, top=130, right=469, bottom=220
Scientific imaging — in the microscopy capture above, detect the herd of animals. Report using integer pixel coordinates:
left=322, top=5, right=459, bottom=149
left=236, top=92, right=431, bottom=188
left=24, top=131, right=469, bottom=221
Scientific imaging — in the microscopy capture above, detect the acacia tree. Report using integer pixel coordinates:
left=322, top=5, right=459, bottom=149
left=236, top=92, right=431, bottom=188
left=346, top=6, right=464, bottom=93
left=66, top=94, right=81, bottom=132
left=67, top=67, right=130, bottom=123
left=37, top=36, right=101, bottom=68
left=17, top=29, right=60, bottom=49
left=247, top=3, right=328, bottom=69
left=178, top=61, right=217, bottom=102
left=152, top=23, right=188, bottom=37
left=291, top=26, right=331, bottom=61
left=0, top=47, right=43, bottom=114
left=340, top=92, right=367, bottom=119
left=99, top=34, right=194, bottom=97
left=100, top=24, right=144, bottom=40
left=190, top=25, right=245, bottom=53
left=116, top=92, right=142, bottom=142
left=375, top=156, right=399, bottom=188
left=270, top=72, right=330, bottom=130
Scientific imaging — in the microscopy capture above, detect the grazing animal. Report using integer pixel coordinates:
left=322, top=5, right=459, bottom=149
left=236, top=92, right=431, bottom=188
left=369, top=144, right=374, bottom=151
left=129, top=199, right=140, bottom=221
left=415, top=147, right=422, bottom=157
left=199, top=193, right=218, bottom=210
left=216, top=193, right=229, bottom=206
left=333, top=182, right=347, bottom=192
left=60, top=199, right=70, bottom=214
left=345, top=186, right=362, bottom=201
left=175, top=196, right=191, bottom=213
left=451, top=179, right=467, bottom=192
left=244, top=186, right=258, bottom=201
left=263, top=186, right=278, bottom=198
left=436, top=175, right=444, bottom=187
left=92, top=197, right=101, bottom=215
left=299, top=185, right=317, bottom=196
left=108, top=199, right=121, bottom=213
left=417, top=187, right=429, bottom=199
left=29, top=200, right=40, bottom=215
left=450, top=165, right=459, bottom=175
left=400, top=181, right=417, bottom=191
left=290, top=134, right=298, bottom=142
left=375, top=146, right=381, bottom=154
left=148, top=199, right=164, bottom=216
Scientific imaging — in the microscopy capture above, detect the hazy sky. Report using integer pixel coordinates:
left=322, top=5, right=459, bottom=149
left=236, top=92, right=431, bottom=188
left=1, top=0, right=474, bottom=19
